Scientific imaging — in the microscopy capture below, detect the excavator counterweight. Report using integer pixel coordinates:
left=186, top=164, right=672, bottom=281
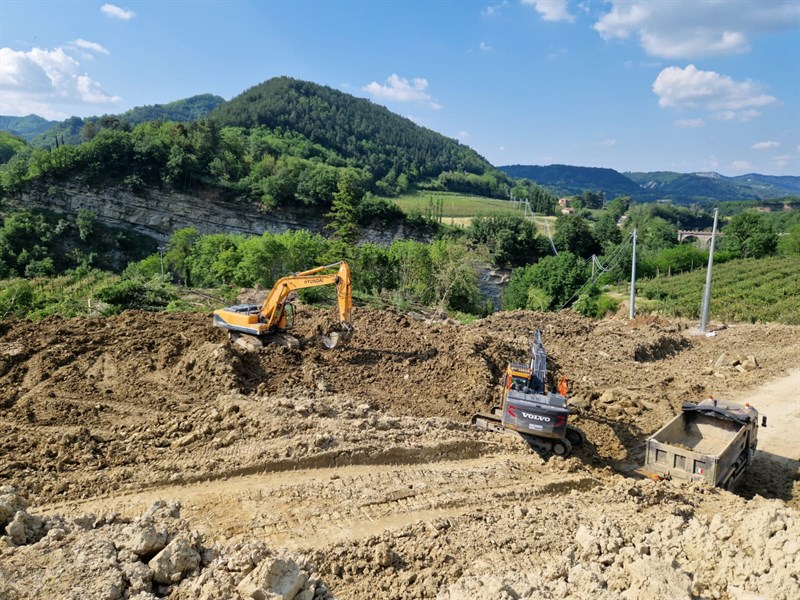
left=212, top=261, right=353, bottom=349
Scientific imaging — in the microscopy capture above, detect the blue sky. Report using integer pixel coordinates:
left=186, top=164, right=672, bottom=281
left=1, top=1, right=798, bottom=176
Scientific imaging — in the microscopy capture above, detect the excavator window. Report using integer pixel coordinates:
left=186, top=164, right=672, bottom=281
left=284, top=303, right=295, bottom=329
left=510, top=376, right=528, bottom=391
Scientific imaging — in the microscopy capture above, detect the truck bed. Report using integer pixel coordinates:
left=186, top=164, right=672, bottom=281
left=657, top=414, right=741, bottom=455
left=645, top=411, right=749, bottom=486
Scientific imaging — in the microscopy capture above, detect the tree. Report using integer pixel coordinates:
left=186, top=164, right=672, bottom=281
left=593, top=212, right=622, bottom=248
left=778, top=223, right=800, bottom=256
left=721, top=212, right=778, bottom=259
left=468, top=214, right=542, bottom=268
left=165, top=227, right=199, bottom=285
left=389, top=239, right=433, bottom=304
left=429, top=238, right=487, bottom=313
left=503, top=252, right=589, bottom=311
left=76, top=209, right=96, bottom=242
left=641, top=217, right=677, bottom=252
left=553, top=214, right=601, bottom=259
left=326, top=169, right=364, bottom=245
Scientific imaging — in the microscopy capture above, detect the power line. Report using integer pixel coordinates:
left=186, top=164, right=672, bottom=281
left=557, top=231, right=634, bottom=311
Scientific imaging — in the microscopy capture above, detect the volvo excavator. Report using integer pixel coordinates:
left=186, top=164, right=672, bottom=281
left=212, top=261, right=353, bottom=349
left=472, top=330, right=586, bottom=456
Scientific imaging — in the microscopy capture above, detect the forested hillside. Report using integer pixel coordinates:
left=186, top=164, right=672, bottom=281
left=0, top=115, right=58, bottom=142
left=499, top=164, right=800, bottom=204
left=208, top=77, right=509, bottom=197
left=625, top=171, right=800, bottom=202
left=1, top=77, right=557, bottom=217
left=26, top=94, right=226, bottom=148
left=499, top=164, right=642, bottom=200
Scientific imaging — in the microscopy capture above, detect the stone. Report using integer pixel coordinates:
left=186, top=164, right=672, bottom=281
left=148, top=535, right=201, bottom=584
left=118, top=522, right=168, bottom=557
left=5, top=510, right=44, bottom=545
left=237, top=557, right=308, bottom=600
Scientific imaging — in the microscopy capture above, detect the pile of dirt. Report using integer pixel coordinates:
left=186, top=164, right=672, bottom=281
left=305, top=476, right=800, bottom=600
left=0, top=490, right=327, bottom=600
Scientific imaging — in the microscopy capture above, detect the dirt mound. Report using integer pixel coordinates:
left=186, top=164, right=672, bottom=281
left=0, top=492, right=327, bottom=600
left=305, top=477, right=800, bottom=600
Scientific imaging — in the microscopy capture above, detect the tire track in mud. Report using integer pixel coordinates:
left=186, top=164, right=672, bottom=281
left=36, top=452, right=598, bottom=551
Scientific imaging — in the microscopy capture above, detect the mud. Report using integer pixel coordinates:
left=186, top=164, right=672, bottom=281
left=1, top=306, right=799, bottom=598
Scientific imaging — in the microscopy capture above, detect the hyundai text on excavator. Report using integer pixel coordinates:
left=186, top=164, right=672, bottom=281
left=472, top=330, right=586, bottom=457
left=212, top=261, right=353, bottom=349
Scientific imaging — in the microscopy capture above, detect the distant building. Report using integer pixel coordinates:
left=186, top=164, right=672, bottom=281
left=558, top=197, right=571, bottom=208
left=560, top=207, right=575, bottom=215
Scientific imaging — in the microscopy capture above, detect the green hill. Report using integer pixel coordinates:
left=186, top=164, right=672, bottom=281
left=0, top=115, right=59, bottom=141
left=30, top=94, right=225, bottom=148
left=0, top=132, right=28, bottom=164
left=499, top=164, right=642, bottom=199
left=625, top=171, right=800, bottom=202
left=208, top=77, right=495, bottom=189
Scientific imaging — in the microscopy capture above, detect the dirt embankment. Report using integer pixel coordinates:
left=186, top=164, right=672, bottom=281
left=1, top=306, right=798, bottom=599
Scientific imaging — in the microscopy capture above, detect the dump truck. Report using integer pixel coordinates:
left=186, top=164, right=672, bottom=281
left=641, top=397, right=766, bottom=490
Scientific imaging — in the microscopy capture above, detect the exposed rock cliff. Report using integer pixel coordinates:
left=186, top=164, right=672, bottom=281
left=8, top=183, right=426, bottom=246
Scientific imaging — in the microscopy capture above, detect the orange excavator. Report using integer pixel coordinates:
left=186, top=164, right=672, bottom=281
left=212, top=261, right=353, bottom=349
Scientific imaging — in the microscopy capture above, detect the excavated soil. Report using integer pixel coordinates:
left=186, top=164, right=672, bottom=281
left=1, top=306, right=799, bottom=599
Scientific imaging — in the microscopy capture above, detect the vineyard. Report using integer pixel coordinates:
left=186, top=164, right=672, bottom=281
left=638, top=254, right=800, bottom=324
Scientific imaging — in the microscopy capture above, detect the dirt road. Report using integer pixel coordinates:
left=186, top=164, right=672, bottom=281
left=733, top=369, right=800, bottom=460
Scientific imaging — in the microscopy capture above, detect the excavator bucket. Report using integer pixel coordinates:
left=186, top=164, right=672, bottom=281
left=321, top=328, right=352, bottom=349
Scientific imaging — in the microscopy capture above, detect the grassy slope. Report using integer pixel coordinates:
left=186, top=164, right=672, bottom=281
left=383, top=191, right=540, bottom=218
left=637, top=255, right=800, bottom=325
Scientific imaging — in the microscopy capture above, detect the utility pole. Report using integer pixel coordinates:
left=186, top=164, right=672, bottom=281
left=629, top=228, right=637, bottom=320
left=700, top=208, right=719, bottom=333
left=158, top=245, right=166, bottom=279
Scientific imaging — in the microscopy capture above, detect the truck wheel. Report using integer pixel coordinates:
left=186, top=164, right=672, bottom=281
left=551, top=439, right=572, bottom=457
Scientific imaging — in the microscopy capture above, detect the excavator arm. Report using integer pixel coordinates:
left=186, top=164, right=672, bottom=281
left=212, top=261, right=353, bottom=348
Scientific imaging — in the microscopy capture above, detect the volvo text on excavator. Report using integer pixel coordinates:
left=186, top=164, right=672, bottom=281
left=472, top=330, right=586, bottom=456
left=212, top=261, right=353, bottom=349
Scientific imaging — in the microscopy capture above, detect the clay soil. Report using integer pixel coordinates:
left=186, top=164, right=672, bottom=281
left=1, top=306, right=798, bottom=599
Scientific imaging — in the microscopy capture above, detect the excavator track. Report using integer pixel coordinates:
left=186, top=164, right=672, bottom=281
left=472, top=412, right=578, bottom=457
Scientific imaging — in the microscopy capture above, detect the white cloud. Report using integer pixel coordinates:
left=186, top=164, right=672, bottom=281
left=773, top=154, right=791, bottom=167
left=0, top=46, right=121, bottom=119
left=731, top=160, right=753, bottom=171
left=712, top=109, right=761, bottom=122
left=363, top=74, right=442, bottom=109
left=752, top=140, right=780, bottom=150
left=675, top=118, right=705, bottom=128
left=522, top=1, right=575, bottom=23
left=482, top=1, right=509, bottom=17
left=101, top=4, right=135, bottom=20
left=706, top=155, right=720, bottom=170
left=653, top=65, right=777, bottom=121
left=594, top=1, right=798, bottom=58
left=480, top=41, right=492, bottom=52
left=596, top=138, right=616, bottom=146
left=457, top=130, right=470, bottom=141
left=72, top=39, right=110, bottom=55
